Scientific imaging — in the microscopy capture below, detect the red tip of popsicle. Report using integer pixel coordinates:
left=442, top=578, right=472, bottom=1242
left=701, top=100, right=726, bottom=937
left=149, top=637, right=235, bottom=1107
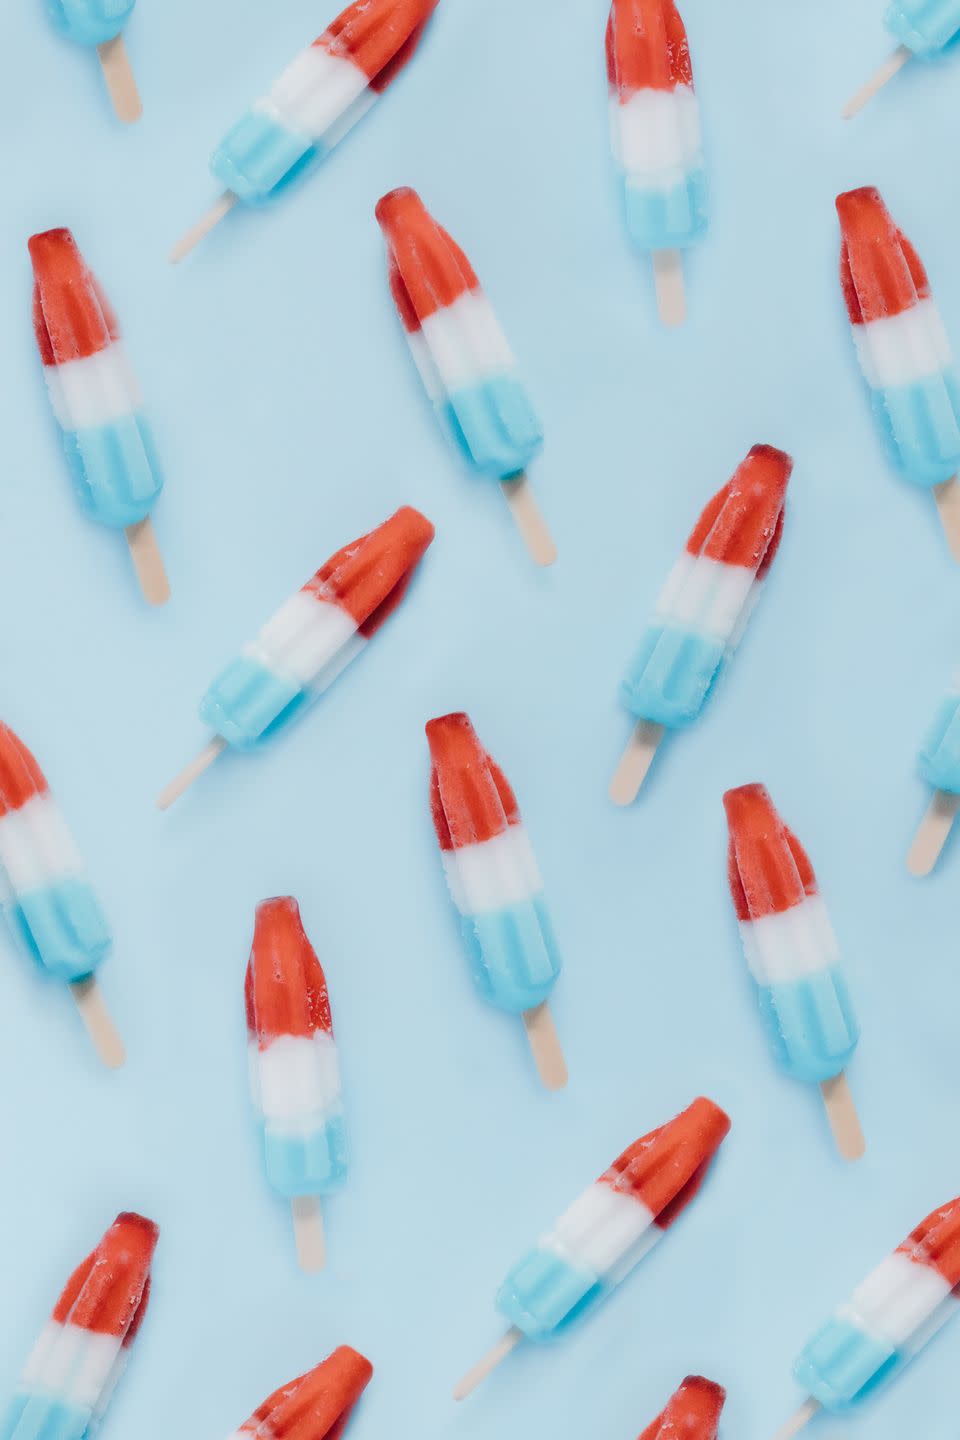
left=686, top=445, right=792, bottom=572
left=239, top=1346, right=374, bottom=1440
left=897, top=1196, right=960, bottom=1290
left=606, top=0, right=694, bottom=96
left=317, top=0, right=439, bottom=88
left=304, top=505, right=435, bottom=636
left=0, top=721, right=49, bottom=817
left=723, top=783, right=817, bottom=921
left=376, top=188, right=480, bottom=329
left=836, top=187, right=930, bottom=325
left=638, top=1375, right=727, bottom=1440
left=28, top=228, right=120, bottom=366
left=246, top=897, right=333, bottom=1045
left=52, top=1212, right=158, bottom=1340
left=603, top=1097, right=731, bottom=1227
left=426, top=712, right=521, bottom=851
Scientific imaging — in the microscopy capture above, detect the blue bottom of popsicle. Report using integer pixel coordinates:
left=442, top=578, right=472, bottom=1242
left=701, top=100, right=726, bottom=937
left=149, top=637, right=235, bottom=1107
left=200, top=656, right=309, bottom=749
left=496, top=1247, right=602, bottom=1341
left=44, top=0, right=133, bottom=46
left=870, top=371, right=960, bottom=486
left=263, top=1116, right=348, bottom=1199
left=460, top=898, right=562, bottom=1015
left=211, top=112, right=321, bottom=204
left=794, top=1318, right=900, bottom=1413
left=438, top=378, right=544, bottom=481
left=61, top=414, right=163, bottom=528
left=623, top=170, right=708, bottom=252
left=2, top=1391, right=92, bottom=1440
left=3, top=880, right=111, bottom=983
left=757, top=969, right=860, bottom=1084
left=620, top=624, right=725, bottom=729
left=919, top=695, right=960, bottom=792
left=885, top=0, right=960, bottom=54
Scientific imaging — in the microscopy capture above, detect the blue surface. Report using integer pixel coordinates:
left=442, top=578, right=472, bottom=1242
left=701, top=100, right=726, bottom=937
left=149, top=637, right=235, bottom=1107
left=3, top=3, right=960, bottom=1440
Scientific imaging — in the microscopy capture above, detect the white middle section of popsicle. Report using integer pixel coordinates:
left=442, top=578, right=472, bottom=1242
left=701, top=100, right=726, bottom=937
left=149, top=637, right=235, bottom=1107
left=248, top=1032, right=342, bottom=1134
left=253, top=44, right=376, bottom=147
left=43, top=343, right=142, bottom=431
left=0, top=793, right=84, bottom=896
left=654, top=553, right=755, bottom=645
left=20, top=1322, right=124, bottom=1412
left=609, top=86, right=702, bottom=189
left=737, top=896, right=840, bottom=986
left=243, top=589, right=365, bottom=693
left=539, top=1182, right=659, bottom=1285
left=852, top=301, right=952, bottom=390
left=403, top=291, right=517, bottom=404
left=837, top=1253, right=958, bottom=1357
left=440, top=825, right=542, bottom=917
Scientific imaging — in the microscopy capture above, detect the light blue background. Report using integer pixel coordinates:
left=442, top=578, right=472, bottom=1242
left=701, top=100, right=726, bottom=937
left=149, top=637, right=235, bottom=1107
left=1, top=2, right=959, bottom=1438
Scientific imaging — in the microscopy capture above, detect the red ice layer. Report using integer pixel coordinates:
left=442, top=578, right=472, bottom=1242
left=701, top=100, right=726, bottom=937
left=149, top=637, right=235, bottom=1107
left=302, top=506, right=435, bottom=637
left=237, top=1346, right=373, bottom=1440
left=606, top=0, right=694, bottom=98
left=724, top=784, right=817, bottom=922
left=601, top=1097, right=731, bottom=1227
left=896, top=1196, right=960, bottom=1289
left=685, top=445, right=791, bottom=572
left=638, top=1376, right=726, bottom=1440
left=376, top=188, right=479, bottom=329
left=51, top=1213, right=158, bottom=1341
left=245, top=897, right=333, bottom=1046
left=29, top=229, right=120, bottom=367
left=316, top=0, right=439, bottom=91
left=837, top=188, right=930, bottom=327
left=426, top=713, right=521, bottom=852
left=0, top=722, right=49, bottom=818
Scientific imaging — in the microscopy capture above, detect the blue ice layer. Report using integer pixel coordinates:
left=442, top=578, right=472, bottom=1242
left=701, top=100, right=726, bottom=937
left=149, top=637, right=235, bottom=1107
left=3, top=879, right=111, bottom=983
left=262, top=1115, right=348, bottom=1199
left=757, top=968, right=860, bottom=1084
left=623, top=170, right=708, bottom=252
left=496, top=1247, right=603, bottom=1341
left=2, top=1390, right=93, bottom=1440
left=870, top=371, right=960, bottom=486
left=211, top=112, right=322, bottom=205
left=438, top=377, right=544, bottom=481
left=61, top=415, right=163, bottom=529
left=920, top=693, right=960, bottom=791
left=886, top=0, right=960, bottom=54
left=199, top=655, right=308, bottom=749
left=794, top=1317, right=901, bottom=1412
left=460, top=898, right=562, bottom=1015
left=620, top=624, right=725, bottom=729
left=45, top=0, right=134, bottom=46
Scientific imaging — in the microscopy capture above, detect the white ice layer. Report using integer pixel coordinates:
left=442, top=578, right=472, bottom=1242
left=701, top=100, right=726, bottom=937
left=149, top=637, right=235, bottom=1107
left=738, top=896, right=839, bottom=987
left=854, top=301, right=952, bottom=391
left=20, top=1323, right=122, bottom=1411
left=43, top=344, right=142, bottom=432
left=655, top=553, right=755, bottom=645
left=442, top=824, right=543, bottom=916
left=408, top=291, right=516, bottom=401
left=839, top=1253, right=956, bottom=1355
left=609, top=86, right=703, bottom=189
left=244, top=590, right=364, bottom=692
left=255, top=44, right=372, bottom=143
left=0, top=793, right=84, bottom=897
left=542, top=1182, right=658, bottom=1283
left=249, top=1032, right=342, bottom=1133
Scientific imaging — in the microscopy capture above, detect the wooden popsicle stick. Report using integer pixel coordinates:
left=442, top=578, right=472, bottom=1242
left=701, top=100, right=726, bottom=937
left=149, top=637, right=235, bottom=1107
left=157, top=736, right=228, bottom=811
left=933, top=477, right=960, bottom=562
left=169, top=193, right=239, bottom=265
left=907, top=789, right=960, bottom=876
left=843, top=44, right=912, bottom=118
left=70, top=977, right=126, bottom=1069
left=609, top=721, right=665, bottom=806
left=96, top=35, right=142, bottom=124
left=652, top=249, right=686, bottom=327
left=501, top=474, right=557, bottom=567
left=772, top=1398, right=820, bottom=1440
left=453, top=1328, right=523, bottom=1402
left=125, top=519, right=171, bottom=606
left=521, top=1002, right=568, bottom=1091
left=820, top=1072, right=865, bottom=1161
left=291, top=1196, right=326, bottom=1272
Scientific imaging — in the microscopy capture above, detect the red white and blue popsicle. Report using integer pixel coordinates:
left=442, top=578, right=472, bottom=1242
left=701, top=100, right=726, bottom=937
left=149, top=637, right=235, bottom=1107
left=228, top=1346, right=372, bottom=1440
left=639, top=1376, right=726, bottom=1440
left=844, top=0, right=960, bottom=118
left=45, top=0, right=142, bottom=123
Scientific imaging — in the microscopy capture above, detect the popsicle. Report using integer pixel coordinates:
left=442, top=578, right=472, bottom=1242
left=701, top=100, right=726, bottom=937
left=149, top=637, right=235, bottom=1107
left=246, top=896, right=346, bottom=1272
left=46, top=0, right=142, bottom=123
left=158, top=506, right=434, bottom=808
left=606, top=0, right=707, bottom=325
left=376, top=188, right=555, bottom=566
left=610, top=444, right=791, bottom=804
left=231, top=1347, right=372, bottom=1440
left=0, top=720, right=123, bottom=1068
left=775, top=1195, right=960, bottom=1438
left=426, top=712, right=565, bottom=1090
left=170, top=0, right=440, bottom=262
left=723, top=784, right=863, bottom=1160
left=639, top=1376, right=726, bottom=1440
left=844, top=1, right=960, bottom=118
left=2, top=1212, right=158, bottom=1440
left=908, top=680, right=960, bottom=874
left=29, top=228, right=168, bottom=605
left=454, top=1097, right=731, bottom=1399
left=836, top=188, right=960, bottom=559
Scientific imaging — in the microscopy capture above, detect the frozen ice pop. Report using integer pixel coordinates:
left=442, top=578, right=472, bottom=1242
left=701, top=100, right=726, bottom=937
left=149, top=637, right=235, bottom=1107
left=158, top=507, right=434, bottom=808
left=0, top=720, right=123, bottom=1067
left=426, top=712, right=565, bottom=1090
left=29, top=228, right=168, bottom=605
left=844, top=1, right=960, bottom=117
left=376, top=188, right=554, bottom=566
left=231, top=1347, right=372, bottom=1440
left=246, top=896, right=346, bottom=1272
left=45, top=1, right=141, bottom=122
left=639, top=1376, right=726, bottom=1440
left=606, top=0, right=707, bottom=325
left=724, top=784, right=863, bottom=1159
left=171, top=0, right=440, bottom=262
left=775, top=1195, right=960, bottom=1438
left=454, top=1097, right=730, bottom=1399
left=610, top=444, right=791, bottom=804
left=836, top=188, right=960, bottom=558
left=1, top=1212, right=158, bottom=1440
left=908, top=679, right=960, bottom=874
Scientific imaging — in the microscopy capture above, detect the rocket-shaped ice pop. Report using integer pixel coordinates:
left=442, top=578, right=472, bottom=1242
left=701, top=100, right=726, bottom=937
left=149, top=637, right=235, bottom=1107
left=230, top=1347, right=373, bottom=1440
left=844, top=1, right=960, bottom=118
left=639, top=1376, right=726, bottom=1440
left=45, top=0, right=142, bottom=123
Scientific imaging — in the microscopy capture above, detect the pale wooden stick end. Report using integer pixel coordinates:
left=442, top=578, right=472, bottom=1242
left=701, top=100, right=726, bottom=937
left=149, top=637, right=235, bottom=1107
left=652, top=249, right=686, bottom=326
left=452, top=1329, right=523, bottom=1402
left=125, top=518, right=170, bottom=606
left=70, top=977, right=126, bottom=1069
left=772, top=1397, right=820, bottom=1440
left=521, top=1002, right=568, bottom=1091
left=169, top=192, right=239, bottom=265
left=907, top=790, right=960, bottom=876
left=291, top=1196, right=326, bottom=1272
left=157, top=736, right=228, bottom=811
left=501, top=474, right=557, bottom=566
left=97, top=36, right=142, bottom=123
left=933, top=476, right=960, bottom=562
left=820, top=1072, right=865, bottom=1161
left=842, top=44, right=912, bottom=118
left=609, top=721, right=664, bottom=806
